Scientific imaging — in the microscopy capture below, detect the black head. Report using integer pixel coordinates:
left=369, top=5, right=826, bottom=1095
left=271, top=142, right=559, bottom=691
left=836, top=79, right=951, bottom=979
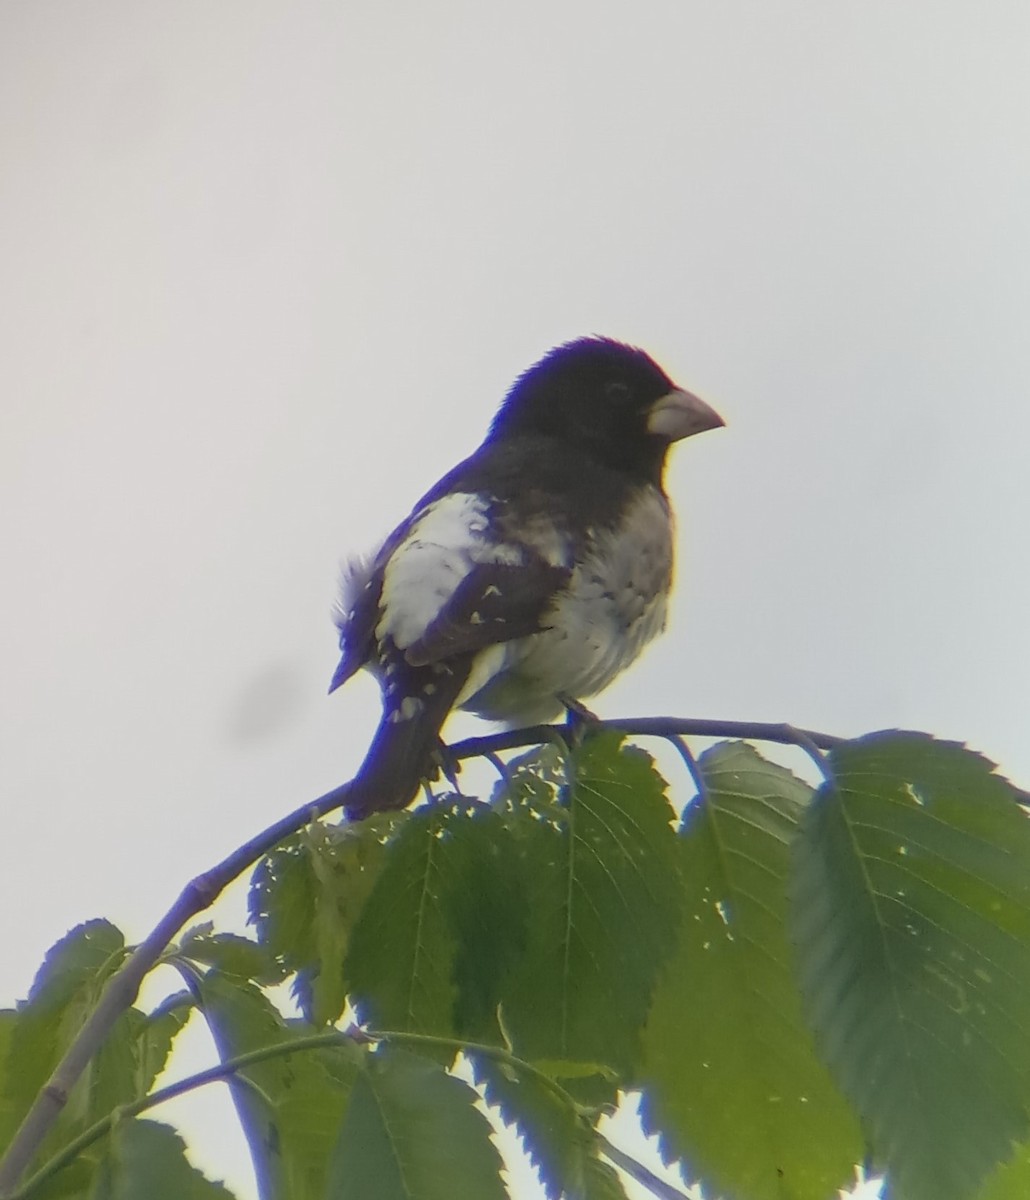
left=487, top=337, right=722, bottom=484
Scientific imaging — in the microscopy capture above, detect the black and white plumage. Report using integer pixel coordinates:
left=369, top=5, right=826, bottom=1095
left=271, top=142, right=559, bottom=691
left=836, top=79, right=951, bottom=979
left=331, top=336, right=724, bottom=819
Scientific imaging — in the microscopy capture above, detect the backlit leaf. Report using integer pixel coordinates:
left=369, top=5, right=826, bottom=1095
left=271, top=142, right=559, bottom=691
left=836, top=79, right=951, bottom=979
left=501, top=734, right=682, bottom=1080
left=195, top=971, right=356, bottom=1200
left=248, top=814, right=399, bottom=1025
left=90, top=1117, right=235, bottom=1199
left=327, top=1046, right=506, bottom=1200
left=473, top=1055, right=621, bottom=1200
left=639, top=741, right=862, bottom=1200
left=792, top=732, right=1030, bottom=1200
left=346, top=799, right=526, bottom=1039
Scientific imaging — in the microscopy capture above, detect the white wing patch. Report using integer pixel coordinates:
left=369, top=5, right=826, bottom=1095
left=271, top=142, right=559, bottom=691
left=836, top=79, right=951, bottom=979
left=352, top=485, right=671, bottom=728
left=377, top=492, right=528, bottom=651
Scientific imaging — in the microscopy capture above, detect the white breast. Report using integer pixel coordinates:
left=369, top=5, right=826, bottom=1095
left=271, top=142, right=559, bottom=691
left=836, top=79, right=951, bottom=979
left=458, top=487, right=673, bottom=724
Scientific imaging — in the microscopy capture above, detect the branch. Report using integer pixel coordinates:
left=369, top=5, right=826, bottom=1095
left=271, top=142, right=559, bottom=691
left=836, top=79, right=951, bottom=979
left=447, top=715, right=843, bottom=761
left=0, top=714, right=840, bottom=1193
left=0, top=788, right=350, bottom=1194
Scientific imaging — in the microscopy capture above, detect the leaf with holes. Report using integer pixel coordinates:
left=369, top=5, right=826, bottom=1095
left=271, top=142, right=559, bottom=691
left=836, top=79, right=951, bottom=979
left=639, top=741, right=862, bottom=1200
left=791, top=732, right=1030, bottom=1200
left=249, top=813, right=400, bottom=1025
left=178, top=925, right=282, bottom=986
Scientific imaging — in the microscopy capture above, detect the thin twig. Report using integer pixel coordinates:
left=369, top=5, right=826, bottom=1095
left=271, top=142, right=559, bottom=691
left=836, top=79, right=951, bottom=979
left=361, top=1027, right=586, bottom=1114
left=483, top=751, right=515, bottom=789
left=781, top=723, right=836, bottom=787
left=666, top=736, right=707, bottom=806
left=11, top=1021, right=637, bottom=1200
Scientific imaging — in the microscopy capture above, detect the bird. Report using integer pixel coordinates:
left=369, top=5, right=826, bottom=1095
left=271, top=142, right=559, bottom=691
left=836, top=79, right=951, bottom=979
left=330, top=336, right=724, bottom=820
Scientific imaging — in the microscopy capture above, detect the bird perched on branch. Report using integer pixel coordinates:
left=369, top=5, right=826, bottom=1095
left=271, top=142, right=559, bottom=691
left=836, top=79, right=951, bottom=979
left=330, top=336, right=724, bottom=819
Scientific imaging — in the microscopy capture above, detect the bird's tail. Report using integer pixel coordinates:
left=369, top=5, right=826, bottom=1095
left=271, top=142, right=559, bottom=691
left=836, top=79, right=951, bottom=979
left=344, top=662, right=469, bottom=820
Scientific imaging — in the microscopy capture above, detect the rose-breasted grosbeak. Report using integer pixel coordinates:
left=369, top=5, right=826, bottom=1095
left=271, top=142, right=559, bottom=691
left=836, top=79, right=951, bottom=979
left=331, top=336, right=723, bottom=819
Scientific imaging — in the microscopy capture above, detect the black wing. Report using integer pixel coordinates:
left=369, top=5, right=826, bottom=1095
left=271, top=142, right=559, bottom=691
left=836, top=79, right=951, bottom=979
left=402, top=556, right=570, bottom=666
left=330, top=433, right=617, bottom=691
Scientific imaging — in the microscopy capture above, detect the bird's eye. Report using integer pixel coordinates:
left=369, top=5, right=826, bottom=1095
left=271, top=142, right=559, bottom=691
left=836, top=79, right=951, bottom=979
left=604, top=381, right=632, bottom=403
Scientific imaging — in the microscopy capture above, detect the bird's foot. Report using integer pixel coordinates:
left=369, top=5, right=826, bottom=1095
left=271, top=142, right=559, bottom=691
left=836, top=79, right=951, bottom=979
left=427, top=739, right=464, bottom=797
left=558, top=695, right=602, bottom=748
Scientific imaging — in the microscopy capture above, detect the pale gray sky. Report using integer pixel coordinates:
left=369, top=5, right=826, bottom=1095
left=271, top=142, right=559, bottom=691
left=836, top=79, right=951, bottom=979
left=2, top=2, right=1028, bottom=1196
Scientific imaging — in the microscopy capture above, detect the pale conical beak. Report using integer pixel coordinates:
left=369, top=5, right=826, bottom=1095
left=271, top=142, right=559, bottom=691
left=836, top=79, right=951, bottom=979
left=647, top=387, right=725, bottom=442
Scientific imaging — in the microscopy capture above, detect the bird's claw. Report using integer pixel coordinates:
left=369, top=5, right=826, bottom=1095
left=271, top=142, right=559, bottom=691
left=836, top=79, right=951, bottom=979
left=427, top=739, right=463, bottom=796
left=557, top=694, right=602, bottom=747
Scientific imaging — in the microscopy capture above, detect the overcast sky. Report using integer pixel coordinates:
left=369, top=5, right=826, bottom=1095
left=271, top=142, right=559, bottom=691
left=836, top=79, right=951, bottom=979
left=2, top=2, right=1028, bottom=1196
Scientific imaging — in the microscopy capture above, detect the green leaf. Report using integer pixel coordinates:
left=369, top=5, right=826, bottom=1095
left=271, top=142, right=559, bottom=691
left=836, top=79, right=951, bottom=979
left=195, top=971, right=356, bottom=1200
left=0, top=920, right=175, bottom=1172
left=327, top=1046, right=507, bottom=1200
left=977, top=1139, right=1030, bottom=1200
left=6, top=921, right=127, bottom=1127
left=26, top=921, right=127, bottom=1008
left=345, top=799, right=527, bottom=1040
left=791, top=732, right=1030, bottom=1200
left=22, top=1158, right=95, bottom=1199
left=473, top=1055, right=619, bottom=1200
left=490, top=743, right=569, bottom=807
left=0, top=1009, right=22, bottom=1154
left=579, top=1155, right=629, bottom=1200
left=639, top=742, right=862, bottom=1200
left=137, top=1004, right=191, bottom=1096
left=83, top=1008, right=160, bottom=1129
left=249, top=815, right=400, bottom=1026
left=89, top=1117, right=235, bottom=1199
left=430, top=805, right=529, bottom=1041
left=0, top=929, right=194, bottom=1198
left=501, top=734, right=682, bottom=1079
left=343, top=805, right=458, bottom=1037
left=177, top=927, right=282, bottom=986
